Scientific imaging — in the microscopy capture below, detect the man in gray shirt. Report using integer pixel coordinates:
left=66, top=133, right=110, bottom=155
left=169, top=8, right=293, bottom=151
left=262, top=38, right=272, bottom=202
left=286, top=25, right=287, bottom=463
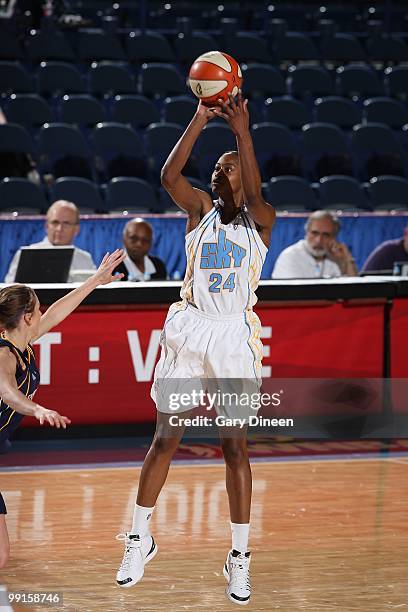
left=272, top=210, right=358, bottom=279
left=4, top=200, right=96, bottom=282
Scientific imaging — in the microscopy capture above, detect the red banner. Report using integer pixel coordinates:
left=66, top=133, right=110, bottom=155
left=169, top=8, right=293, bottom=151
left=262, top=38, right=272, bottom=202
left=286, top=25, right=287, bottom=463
left=22, top=301, right=390, bottom=427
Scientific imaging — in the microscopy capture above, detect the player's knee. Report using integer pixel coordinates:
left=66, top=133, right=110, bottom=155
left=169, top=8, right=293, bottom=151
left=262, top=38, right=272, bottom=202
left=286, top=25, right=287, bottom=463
left=221, top=441, right=248, bottom=469
left=152, top=435, right=178, bottom=457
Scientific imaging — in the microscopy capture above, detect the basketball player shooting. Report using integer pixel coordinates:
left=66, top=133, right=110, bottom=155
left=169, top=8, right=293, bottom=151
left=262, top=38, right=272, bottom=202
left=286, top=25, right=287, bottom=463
left=116, top=91, right=276, bottom=605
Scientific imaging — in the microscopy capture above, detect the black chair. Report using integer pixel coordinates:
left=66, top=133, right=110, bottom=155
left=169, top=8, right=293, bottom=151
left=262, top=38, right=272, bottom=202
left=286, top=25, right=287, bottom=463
left=0, top=62, right=33, bottom=95
left=0, top=123, right=34, bottom=157
left=287, top=64, right=334, bottom=98
left=59, top=95, right=107, bottom=127
left=264, top=97, right=310, bottom=129
left=126, top=31, right=176, bottom=62
left=25, top=30, right=74, bottom=62
left=314, top=96, right=361, bottom=129
left=6, top=94, right=52, bottom=129
left=384, top=66, right=408, bottom=102
left=145, top=122, right=185, bottom=178
left=352, top=122, right=406, bottom=180
left=174, top=33, right=219, bottom=64
left=0, top=178, right=47, bottom=213
left=225, top=32, right=273, bottom=63
left=267, top=176, right=317, bottom=211
left=367, top=175, right=408, bottom=210
left=92, top=122, right=148, bottom=181
left=321, top=34, right=367, bottom=66
left=140, top=63, right=186, bottom=97
left=241, top=63, right=285, bottom=99
left=163, top=95, right=197, bottom=125
left=38, top=123, right=93, bottom=180
left=51, top=177, right=104, bottom=213
left=196, top=123, right=237, bottom=180
left=111, top=95, right=160, bottom=129
left=89, top=62, right=137, bottom=97
left=76, top=30, right=126, bottom=62
left=106, top=177, right=158, bottom=213
left=336, top=64, right=385, bottom=99
left=301, top=122, right=352, bottom=181
left=318, top=175, right=370, bottom=210
left=363, top=97, right=408, bottom=129
left=0, top=29, right=24, bottom=60
left=251, top=122, right=300, bottom=180
left=276, top=33, right=320, bottom=64
left=37, top=62, right=85, bottom=97
left=366, top=36, right=408, bottom=65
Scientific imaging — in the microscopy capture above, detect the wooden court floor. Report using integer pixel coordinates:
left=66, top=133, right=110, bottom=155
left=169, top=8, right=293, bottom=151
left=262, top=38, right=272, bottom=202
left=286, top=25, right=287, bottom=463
left=1, top=457, right=408, bottom=611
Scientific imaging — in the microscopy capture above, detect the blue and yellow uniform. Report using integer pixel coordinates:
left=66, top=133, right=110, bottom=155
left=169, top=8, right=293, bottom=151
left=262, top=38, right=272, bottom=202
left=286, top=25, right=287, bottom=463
left=0, top=336, right=40, bottom=514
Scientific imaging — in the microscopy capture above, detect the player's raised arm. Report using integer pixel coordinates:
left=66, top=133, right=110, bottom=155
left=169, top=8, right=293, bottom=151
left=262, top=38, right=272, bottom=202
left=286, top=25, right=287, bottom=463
left=214, top=92, right=276, bottom=242
left=160, top=103, right=214, bottom=221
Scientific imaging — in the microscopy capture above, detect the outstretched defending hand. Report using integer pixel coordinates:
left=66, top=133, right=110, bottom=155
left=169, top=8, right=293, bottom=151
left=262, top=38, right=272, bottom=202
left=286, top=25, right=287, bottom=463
left=93, top=249, right=126, bottom=285
left=34, top=405, right=71, bottom=428
left=213, top=91, right=249, bottom=136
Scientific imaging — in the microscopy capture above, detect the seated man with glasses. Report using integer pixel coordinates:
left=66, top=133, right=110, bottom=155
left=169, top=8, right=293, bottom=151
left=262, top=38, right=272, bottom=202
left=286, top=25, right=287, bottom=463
left=115, top=218, right=167, bottom=281
left=4, top=200, right=96, bottom=282
left=272, top=210, right=358, bottom=279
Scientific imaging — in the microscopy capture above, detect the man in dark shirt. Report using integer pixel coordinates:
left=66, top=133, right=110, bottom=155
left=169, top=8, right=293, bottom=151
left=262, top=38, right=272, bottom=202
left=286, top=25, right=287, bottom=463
left=116, top=219, right=167, bottom=281
left=362, top=227, right=408, bottom=272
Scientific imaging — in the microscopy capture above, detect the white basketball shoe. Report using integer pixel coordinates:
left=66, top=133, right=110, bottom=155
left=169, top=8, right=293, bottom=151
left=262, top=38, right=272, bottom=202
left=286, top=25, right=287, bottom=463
left=223, top=549, right=251, bottom=605
left=116, top=532, right=158, bottom=587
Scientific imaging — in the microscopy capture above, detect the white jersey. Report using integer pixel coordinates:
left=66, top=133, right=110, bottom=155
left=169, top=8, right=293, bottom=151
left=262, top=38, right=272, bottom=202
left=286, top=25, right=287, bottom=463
left=180, top=205, right=268, bottom=315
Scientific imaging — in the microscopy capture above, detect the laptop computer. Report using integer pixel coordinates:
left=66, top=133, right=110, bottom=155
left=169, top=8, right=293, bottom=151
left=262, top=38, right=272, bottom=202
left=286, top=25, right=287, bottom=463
left=15, top=247, right=74, bottom=283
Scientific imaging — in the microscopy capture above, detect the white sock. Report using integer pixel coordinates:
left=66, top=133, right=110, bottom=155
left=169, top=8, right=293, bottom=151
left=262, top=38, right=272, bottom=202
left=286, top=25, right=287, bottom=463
left=231, top=522, right=250, bottom=554
left=131, top=503, right=155, bottom=537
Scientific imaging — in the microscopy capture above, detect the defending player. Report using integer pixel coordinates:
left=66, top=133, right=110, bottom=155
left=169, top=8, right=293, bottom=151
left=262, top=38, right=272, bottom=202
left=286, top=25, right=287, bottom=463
left=116, top=92, right=275, bottom=605
left=0, top=250, right=125, bottom=568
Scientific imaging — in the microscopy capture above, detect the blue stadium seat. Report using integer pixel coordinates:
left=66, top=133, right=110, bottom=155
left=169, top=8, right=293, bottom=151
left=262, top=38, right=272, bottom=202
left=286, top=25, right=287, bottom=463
left=225, top=32, right=273, bottom=63
left=363, top=97, right=408, bottom=129
left=25, top=30, right=75, bottom=62
left=351, top=122, right=406, bottom=180
left=174, top=33, right=219, bottom=63
left=0, top=123, right=34, bottom=156
left=125, top=31, right=176, bottom=62
left=336, top=64, right=385, bottom=99
left=0, top=178, right=47, bottom=214
left=92, top=122, right=148, bottom=181
left=106, top=177, right=158, bottom=213
left=140, top=63, right=186, bottom=97
left=276, top=33, right=320, bottom=64
left=314, top=96, right=362, bottom=129
left=313, top=6, right=358, bottom=31
left=368, top=175, right=408, bottom=210
left=145, top=122, right=185, bottom=178
left=163, top=95, right=197, bottom=125
left=111, top=95, right=160, bottom=128
left=241, top=63, right=285, bottom=98
left=0, top=62, right=33, bottom=94
left=37, top=62, right=85, bottom=97
left=76, top=30, right=126, bottom=62
left=38, top=123, right=93, bottom=180
left=384, top=66, right=408, bottom=102
left=196, top=123, right=237, bottom=179
left=157, top=177, right=210, bottom=213
left=321, top=34, right=367, bottom=65
left=301, top=122, right=352, bottom=180
left=366, top=36, right=408, bottom=64
left=318, top=175, right=370, bottom=210
left=0, top=29, right=24, bottom=60
left=287, top=65, right=334, bottom=98
left=264, top=97, right=310, bottom=129
left=251, top=122, right=300, bottom=180
left=6, top=94, right=52, bottom=128
left=89, top=62, right=137, bottom=96
left=267, top=176, right=317, bottom=211
left=59, top=95, right=107, bottom=127
left=51, top=177, right=104, bottom=213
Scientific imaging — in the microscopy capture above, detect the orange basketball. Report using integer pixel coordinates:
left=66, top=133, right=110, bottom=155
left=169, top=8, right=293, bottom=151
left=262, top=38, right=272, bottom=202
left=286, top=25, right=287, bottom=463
left=188, top=51, right=243, bottom=107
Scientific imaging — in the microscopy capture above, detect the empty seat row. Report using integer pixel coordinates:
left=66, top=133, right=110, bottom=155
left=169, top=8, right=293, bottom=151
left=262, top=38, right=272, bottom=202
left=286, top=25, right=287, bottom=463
left=1, top=121, right=407, bottom=184
left=2, top=61, right=407, bottom=103
left=4, top=93, right=408, bottom=132
left=1, top=28, right=408, bottom=65
left=1, top=174, right=407, bottom=216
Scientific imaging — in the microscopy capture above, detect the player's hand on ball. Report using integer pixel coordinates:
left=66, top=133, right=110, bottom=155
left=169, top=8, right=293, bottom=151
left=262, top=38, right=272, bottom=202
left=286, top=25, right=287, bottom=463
left=213, top=91, right=249, bottom=135
left=34, top=405, right=71, bottom=428
left=196, top=100, right=220, bottom=122
left=94, top=249, right=125, bottom=285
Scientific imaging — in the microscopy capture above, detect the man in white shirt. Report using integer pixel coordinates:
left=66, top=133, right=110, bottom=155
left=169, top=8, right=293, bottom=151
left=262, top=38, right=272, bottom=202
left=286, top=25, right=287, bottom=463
left=114, top=219, right=167, bottom=281
left=272, top=210, right=358, bottom=279
left=4, top=200, right=96, bottom=283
